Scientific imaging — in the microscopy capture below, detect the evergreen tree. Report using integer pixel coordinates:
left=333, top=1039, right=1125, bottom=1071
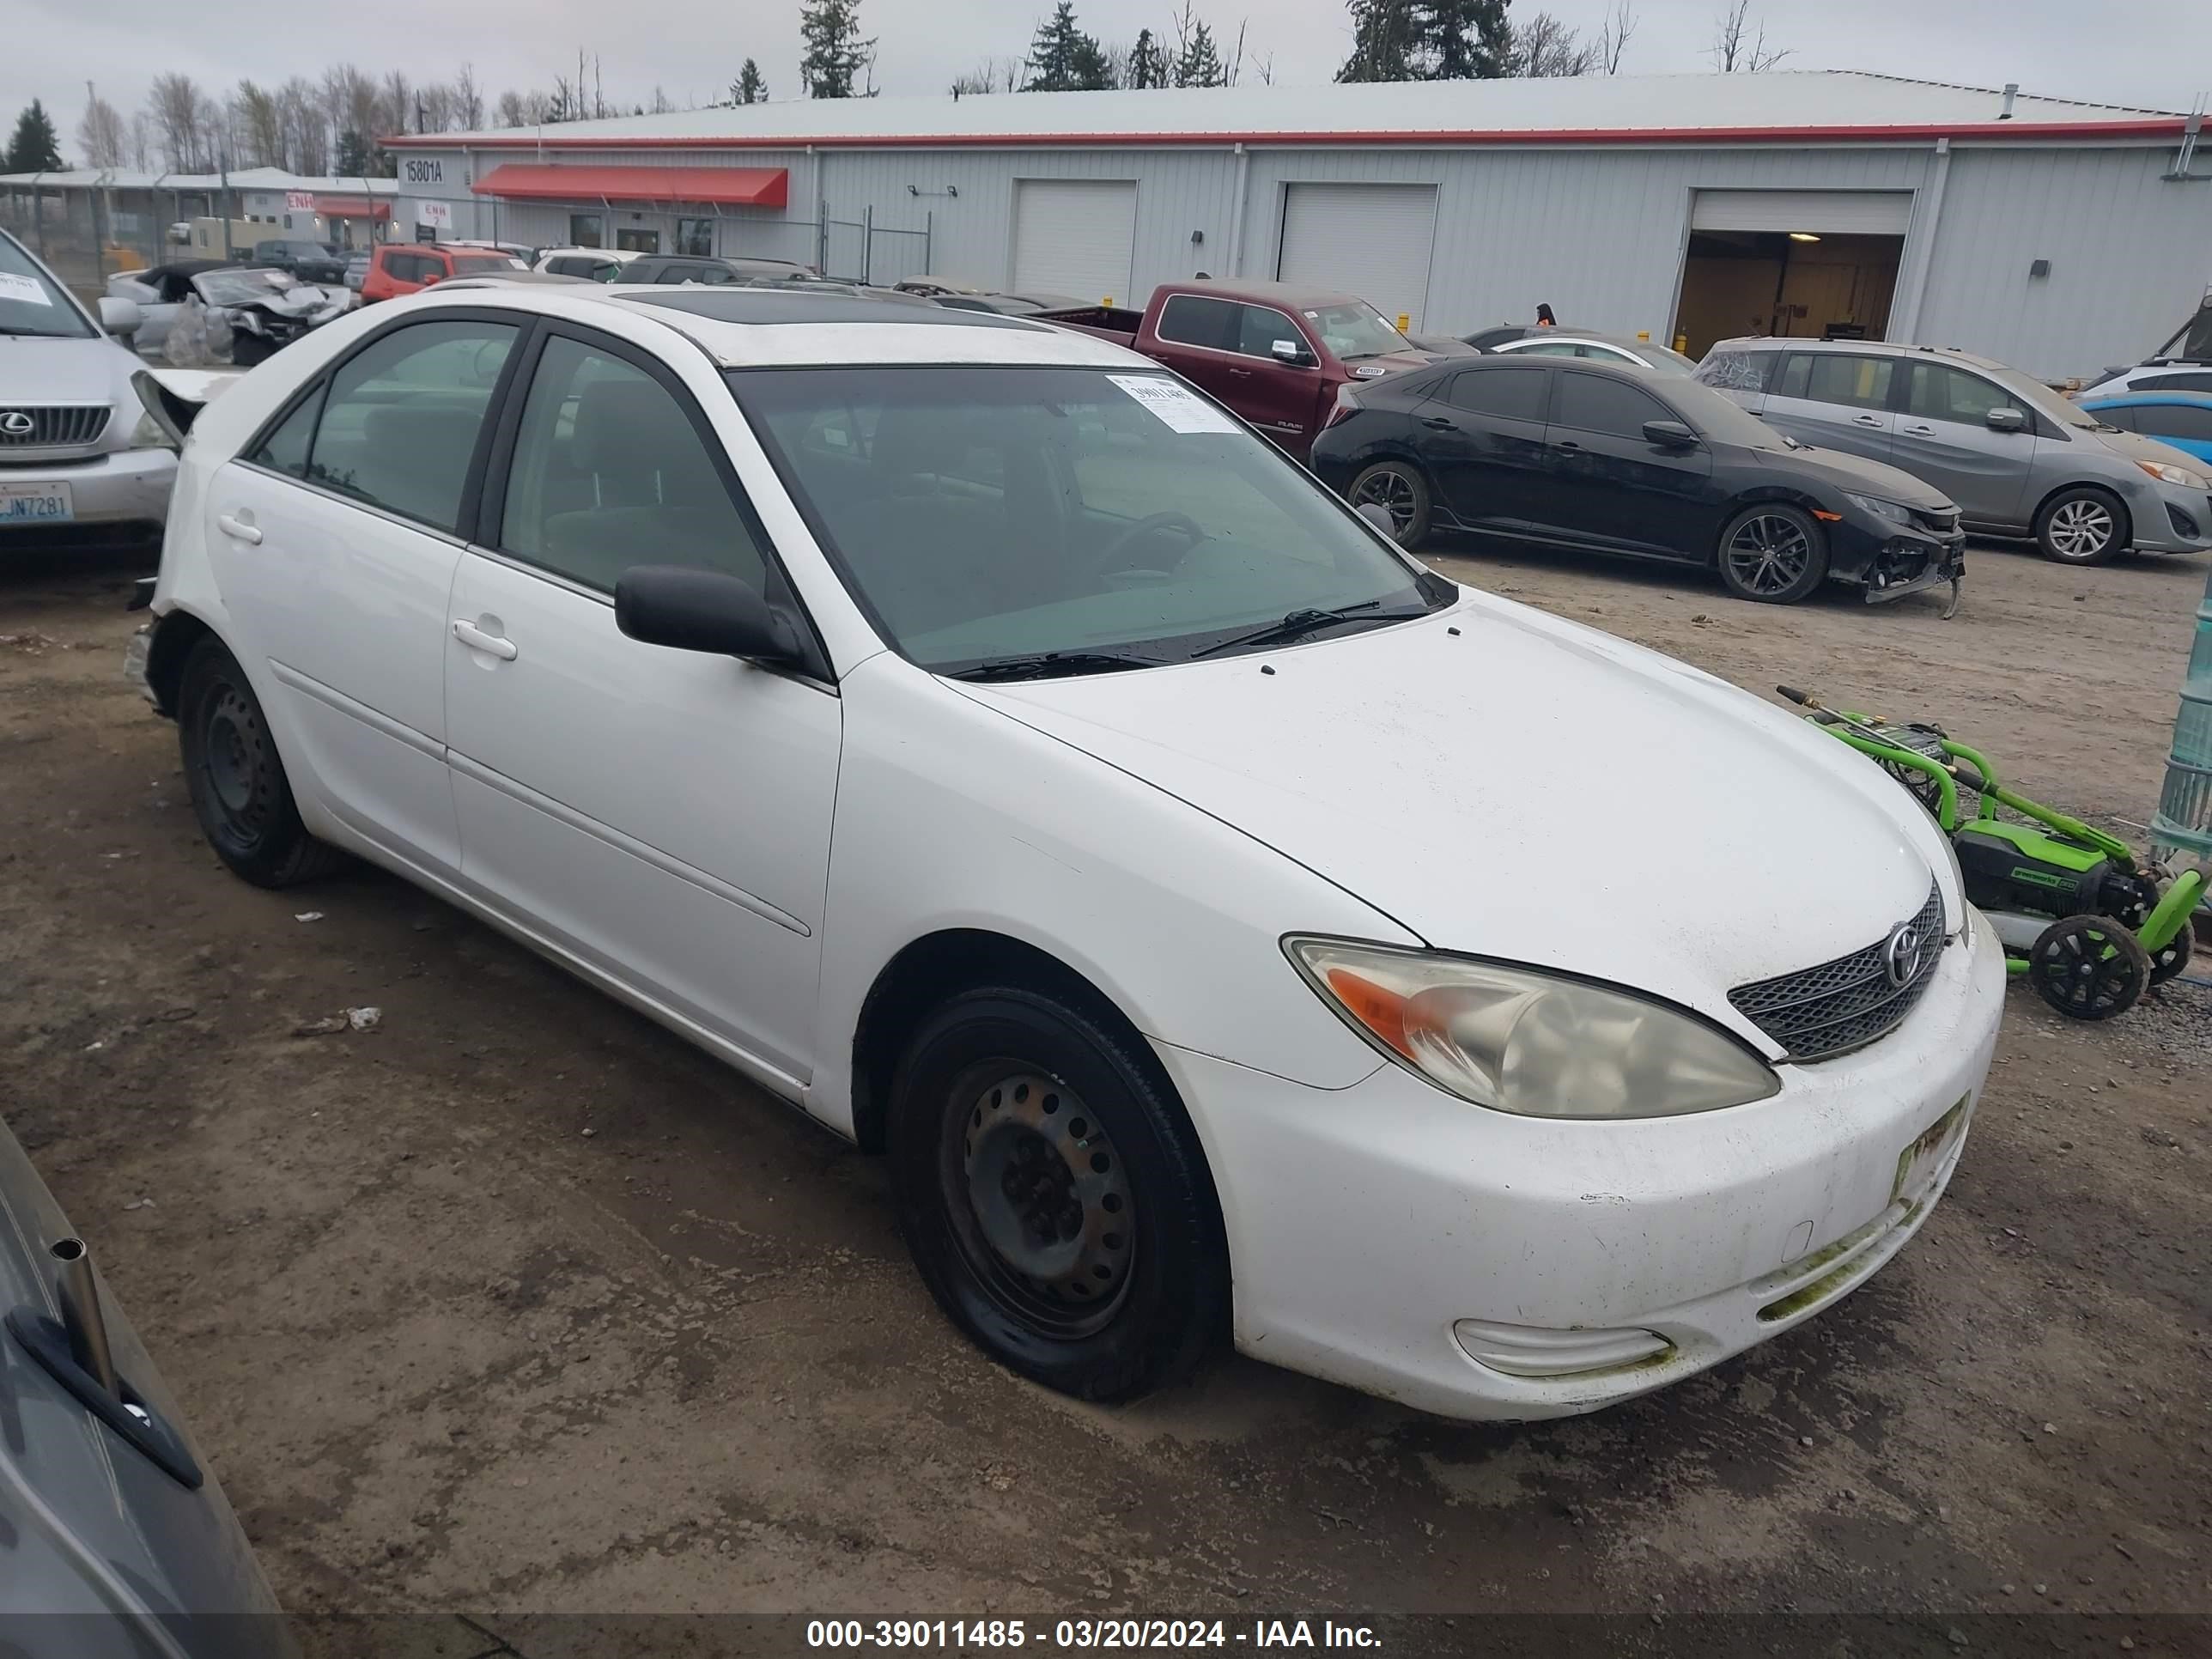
left=1171, top=21, right=1226, bottom=88
left=1025, top=3, right=1115, bottom=92
left=799, top=0, right=878, bottom=98
left=1337, top=0, right=1513, bottom=82
left=1127, top=28, right=1169, bottom=89
left=5, top=100, right=64, bottom=172
left=333, top=128, right=371, bottom=177
left=731, top=59, right=769, bottom=103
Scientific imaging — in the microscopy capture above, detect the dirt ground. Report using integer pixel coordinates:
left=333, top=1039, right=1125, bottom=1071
left=3, top=534, right=2209, bottom=1652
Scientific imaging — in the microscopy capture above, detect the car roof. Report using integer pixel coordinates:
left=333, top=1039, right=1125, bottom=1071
left=1498, top=331, right=1665, bottom=353
left=394, top=283, right=1156, bottom=370
left=1710, top=334, right=2020, bottom=376
left=1407, top=351, right=1681, bottom=392
left=1170, top=278, right=1363, bottom=310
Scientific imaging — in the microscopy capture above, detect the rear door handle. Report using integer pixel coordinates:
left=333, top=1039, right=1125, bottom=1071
left=1420, top=416, right=1456, bottom=430
left=452, top=619, right=518, bottom=661
left=1902, top=423, right=1936, bottom=436
left=1852, top=414, right=1887, bottom=429
left=216, top=512, right=261, bottom=544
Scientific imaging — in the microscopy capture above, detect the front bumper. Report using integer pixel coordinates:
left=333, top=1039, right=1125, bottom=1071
left=1157, top=907, right=2007, bottom=1422
left=0, top=447, right=176, bottom=537
left=2130, top=480, right=2212, bottom=553
left=1829, top=513, right=1966, bottom=601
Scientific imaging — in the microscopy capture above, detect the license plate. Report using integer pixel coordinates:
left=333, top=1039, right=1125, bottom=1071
left=0, top=480, right=73, bottom=524
left=1894, top=1095, right=1971, bottom=1204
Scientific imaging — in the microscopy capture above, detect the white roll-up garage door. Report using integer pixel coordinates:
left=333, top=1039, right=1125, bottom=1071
left=1691, top=189, right=1915, bottom=235
left=1276, top=183, right=1438, bottom=329
left=1012, top=179, right=1137, bottom=304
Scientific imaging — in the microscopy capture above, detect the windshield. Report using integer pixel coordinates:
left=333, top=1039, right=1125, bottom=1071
left=1981, top=361, right=2108, bottom=431
left=1639, top=342, right=1700, bottom=374
left=2154, top=301, right=2212, bottom=364
left=0, top=234, right=94, bottom=338
left=1307, top=301, right=1411, bottom=362
left=735, top=365, right=1445, bottom=672
left=1667, top=377, right=1806, bottom=449
left=196, top=269, right=294, bottom=305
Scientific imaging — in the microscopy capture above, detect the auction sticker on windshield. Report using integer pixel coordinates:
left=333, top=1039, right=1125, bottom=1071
left=0, top=272, right=53, bottom=306
left=1108, top=374, right=1240, bottom=435
left=0, top=481, right=73, bottom=523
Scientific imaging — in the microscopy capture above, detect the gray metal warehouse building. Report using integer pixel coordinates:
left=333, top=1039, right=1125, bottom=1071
left=376, top=70, right=2205, bottom=380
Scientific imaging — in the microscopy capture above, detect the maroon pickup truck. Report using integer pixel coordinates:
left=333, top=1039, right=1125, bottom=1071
left=1036, top=280, right=1442, bottom=461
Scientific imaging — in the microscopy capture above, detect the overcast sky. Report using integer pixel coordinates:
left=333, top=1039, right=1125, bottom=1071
left=10, top=0, right=2210, bottom=160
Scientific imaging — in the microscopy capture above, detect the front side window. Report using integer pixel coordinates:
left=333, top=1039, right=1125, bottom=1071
left=0, top=235, right=94, bottom=339
left=1156, top=295, right=1237, bottom=351
left=500, top=335, right=767, bottom=594
left=676, top=217, right=714, bottom=258
left=1551, top=372, right=1674, bottom=441
left=1233, top=305, right=1304, bottom=359
left=1906, top=363, right=2009, bottom=427
left=568, top=214, right=605, bottom=249
left=737, top=365, right=1443, bottom=673
left=305, top=320, right=518, bottom=532
left=1800, top=354, right=1896, bottom=412
left=2141, top=372, right=2212, bottom=394
left=2137, top=404, right=2212, bottom=443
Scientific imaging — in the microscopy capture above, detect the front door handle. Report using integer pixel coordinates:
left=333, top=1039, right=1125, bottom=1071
left=216, top=512, right=261, bottom=544
left=1901, top=423, right=1936, bottom=436
left=1227, top=367, right=1253, bottom=379
left=452, top=618, right=518, bottom=661
left=1852, top=414, right=1887, bottom=429
left=1420, top=416, right=1456, bottom=430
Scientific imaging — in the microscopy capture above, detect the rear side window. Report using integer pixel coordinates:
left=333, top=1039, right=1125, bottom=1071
left=2136, top=404, right=2212, bottom=443
left=1551, top=371, right=1674, bottom=440
left=1698, top=349, right=1771, bottom=392
left=451, top=255, right=515, bottom=275
left=1156, top=295, right=1238, bottom=351
left=2094, top=405, right=2140, bottom=431
left=1441, top=367, right=1548, bottom=422
left=305, top=319, right=518, bottom=532
left=1906, top=363, right=2010, bottom=427
left=545, top=256, right=590, bottom=277
left=1797, top=354, right=1897, bottom=412
left=380, top=252, right=422, bottom=283
left=497, top=334, right=769, bottom=594
left=2141, top=371, right=2212, bottom=393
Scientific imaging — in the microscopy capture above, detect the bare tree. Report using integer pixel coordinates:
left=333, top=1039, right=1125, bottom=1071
left=418, top=82, right=456, bottom=132
left=278, top=77, right=326, bottom=173
left=1600, top=0, right=1636, bottom=72
left=453, top=63, right=484, bottom=130
left=1710, top=0, right=1789, bottom=71
left=146, top=73, right=210, bottom=171
left=126, top=110, right=153, bottom=170
left=76, top=94, right=126, bottom=168
left=495, top=89, right=528, bottom=127
left=379, top=70, right=415, bottom=137
left=1510, top=11, right=1602, bottom=75
left=232, top=81, right=285, bottom=167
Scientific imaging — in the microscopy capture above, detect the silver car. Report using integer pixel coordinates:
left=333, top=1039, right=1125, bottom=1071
left=1697, top=337, right=2212, bottom=566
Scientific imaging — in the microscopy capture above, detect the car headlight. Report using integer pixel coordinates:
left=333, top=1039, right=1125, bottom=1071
left=1842, top=492, right=1916, bottom=526
left=1285, top=937, right=1781, bottom=1119
left=2138, top=459, right=2210, bottom=489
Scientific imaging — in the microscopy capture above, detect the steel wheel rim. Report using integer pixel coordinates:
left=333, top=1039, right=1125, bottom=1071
left=1353, top=469, right=1417, bottom=534
left=2048, top=499, right=2114, bottom=558
left=2034, top=926, right=2133, bottom=1012
left=941, top=1064, right=1134, bottom=1338
left=1723, top=514, right=1812, bottom=594
left=198, top=682, right=273, bottom=846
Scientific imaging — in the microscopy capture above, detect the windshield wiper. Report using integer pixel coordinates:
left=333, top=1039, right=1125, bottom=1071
left=1190, top=600, right=1425, bottom=659
left=948, top=650, right=1164, bottom=683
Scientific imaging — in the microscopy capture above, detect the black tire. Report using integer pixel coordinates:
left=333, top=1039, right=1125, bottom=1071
left=2146, top=919, right=2193, bottom=988
left=1716, top=502, right=1828, bottom=604
left=177, top=636, right=346, bottom=888
left=887, top=985, right=1228, bottom=1403
left=2033, top=486, right=2129, bottom=566
left=2028, top=915, right=2150, bottom=1020
left=1348, top=459, right=1431, bottom=548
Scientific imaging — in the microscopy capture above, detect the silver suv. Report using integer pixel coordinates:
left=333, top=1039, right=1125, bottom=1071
left=1697, top=337, right=2212, bottom=566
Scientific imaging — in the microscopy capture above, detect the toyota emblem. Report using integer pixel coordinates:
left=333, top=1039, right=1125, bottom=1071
left=1882, top=922, right=1924, bottom=988
left=0, top=411, right=33, bottom=438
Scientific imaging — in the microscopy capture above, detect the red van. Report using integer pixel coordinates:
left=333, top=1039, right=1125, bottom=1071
left=359, top=244, right=525, bottom=304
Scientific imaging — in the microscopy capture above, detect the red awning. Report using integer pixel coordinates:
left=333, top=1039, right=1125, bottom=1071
left=315, top=196, right=390, bottom=219
left=471, top=163, right=788, bottom=210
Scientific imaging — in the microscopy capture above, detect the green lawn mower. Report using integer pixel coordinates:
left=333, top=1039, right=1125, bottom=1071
left=1779, top=687, right=2206, bottom=1021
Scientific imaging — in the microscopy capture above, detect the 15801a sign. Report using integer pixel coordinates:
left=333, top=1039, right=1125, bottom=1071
left=402, top=158, right=445, bottom=186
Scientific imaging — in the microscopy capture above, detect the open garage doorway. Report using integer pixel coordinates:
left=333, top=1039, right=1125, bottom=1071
left=1673, top=190, right=1910, bottom=359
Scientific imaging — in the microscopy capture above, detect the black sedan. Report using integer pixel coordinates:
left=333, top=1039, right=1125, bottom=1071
left=1310, top=356, right=1966, bottom=605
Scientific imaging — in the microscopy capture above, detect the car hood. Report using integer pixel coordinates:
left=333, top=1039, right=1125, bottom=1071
left=0, top=335, right=133, bottom=408
left=962, top=596, right=1946, bottom=1049
left=1346, top=347, right=1448, bottom=376
left=1746, top=440, right=1954, bottom=509
left=2087, top=424, right=2209, bottom=475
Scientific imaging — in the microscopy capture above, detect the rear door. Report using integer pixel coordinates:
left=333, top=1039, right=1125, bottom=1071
left=1541, top=370, right=1717, bottom=560
left=205, top=313, right=523, bottom=871
left=1420, top=362, right=1555, bottom=537
left=1759, top=349, right=1900, bottom=465
left=1890, top=361, right=2036, bottom=525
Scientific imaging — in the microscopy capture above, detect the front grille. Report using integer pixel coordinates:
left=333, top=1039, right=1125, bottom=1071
left=0, top=405, right=110, bottom=447
left=1729, top=883, right=1946, bottom=1060
left=1911, top=506, right=1961, bottom=537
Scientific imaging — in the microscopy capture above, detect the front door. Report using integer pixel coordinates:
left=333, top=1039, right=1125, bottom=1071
left=204, top=314, right=521, bottom=872
left=1891, top=361, right=2037, bottom=526
left=442, top=325, right=839, bottom=1086
left=1422, top=363, right=1555, bottom=538
left=1761, top=349, right=1900, bottom=467
left=1540, top=369, right=1717, bottom=560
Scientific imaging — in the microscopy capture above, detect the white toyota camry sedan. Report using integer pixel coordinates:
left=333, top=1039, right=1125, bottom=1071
left=131, top=283, right=2005, bottom=1420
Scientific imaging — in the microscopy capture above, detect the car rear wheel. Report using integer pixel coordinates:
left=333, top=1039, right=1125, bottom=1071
left=887, top=986, right=1227, bottom=1402
left=178, top=636, right=346, bottom=888
left=2033, top=487, right=2128, bottom=565
left=1348, top=460, right=1431, bottom=547
left=1716, top=503, right=1828, bottom=604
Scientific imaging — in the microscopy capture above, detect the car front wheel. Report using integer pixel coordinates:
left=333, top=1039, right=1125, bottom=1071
left=1717, top=502, right=1828, bottom=604
left=2033, top=487, right=2128, bottom=565
left=888, top=986, right=1227, bottom=1402
left=178, top=636, right=345, bottom=887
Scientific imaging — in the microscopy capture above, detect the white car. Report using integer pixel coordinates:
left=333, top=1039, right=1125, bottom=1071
left=129, top=283, right=2005, bottom=1421
left=532, top=247, right=639, bottom=283
left=0, top=228, right=178, bottom=545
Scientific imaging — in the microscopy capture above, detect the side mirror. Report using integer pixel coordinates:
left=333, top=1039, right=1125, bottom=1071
left=97, top=297, right=143, bottom=337
left=615, top=566, right=801, bottom=664
left=1271, top=338, right=1315, bottom=368
left=1643, top=418, right=1698, bottom=447
left=1986, top=406, right=2027, bottom=433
